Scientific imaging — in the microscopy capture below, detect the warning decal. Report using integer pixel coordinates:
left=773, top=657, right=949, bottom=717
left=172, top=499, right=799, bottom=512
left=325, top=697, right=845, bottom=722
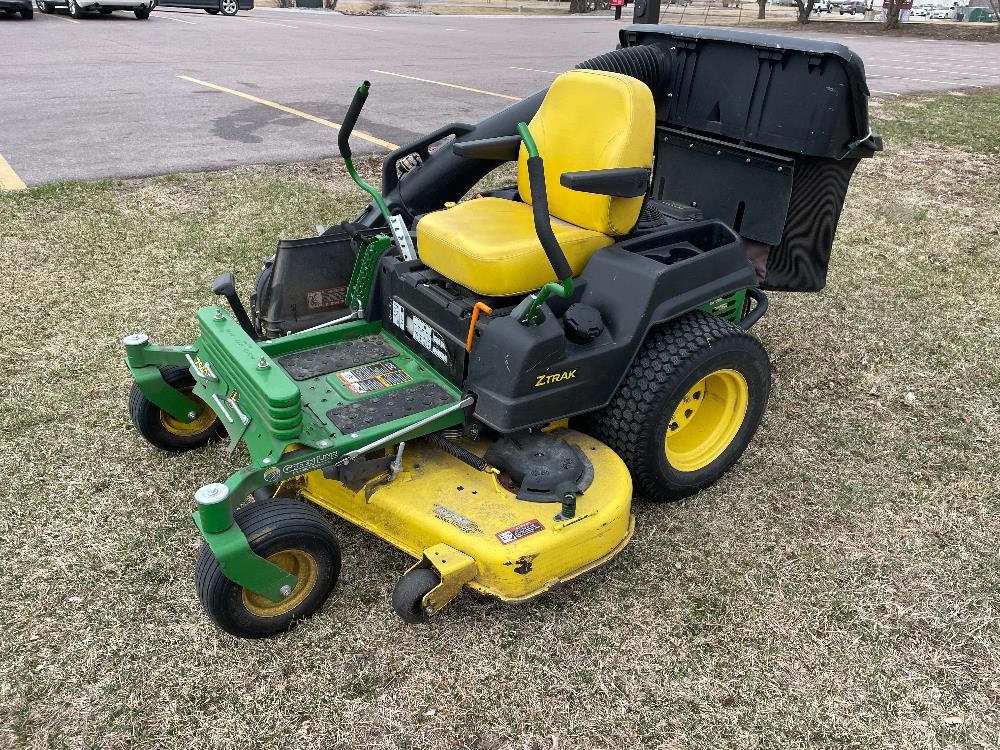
left=336, top=360, right=412, bottom=395
left=496, top=519, right=544, bottom=545
left=307, top=286, right=347, bottom=310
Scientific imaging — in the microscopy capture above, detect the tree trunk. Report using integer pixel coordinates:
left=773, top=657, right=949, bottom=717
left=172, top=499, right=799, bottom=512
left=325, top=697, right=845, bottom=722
left=794, top=0, right=813, bottom=22
left=757, top=0, right=765, bottom=17
left=987, top=0, right=999, bottom=30
left=883, top=0, right=900, bottom=29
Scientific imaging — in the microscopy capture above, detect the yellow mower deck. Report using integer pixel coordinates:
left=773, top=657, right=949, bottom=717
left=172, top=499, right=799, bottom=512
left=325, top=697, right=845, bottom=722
left=293, top=428, right=633, bottom=607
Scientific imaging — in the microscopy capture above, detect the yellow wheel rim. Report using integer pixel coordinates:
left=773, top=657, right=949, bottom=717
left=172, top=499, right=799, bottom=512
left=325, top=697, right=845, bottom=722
left=665, top=368, right=749, bottom=473
left=241, top=548, right=319, bottom=618
left=159, top=386, right=217, bottom=437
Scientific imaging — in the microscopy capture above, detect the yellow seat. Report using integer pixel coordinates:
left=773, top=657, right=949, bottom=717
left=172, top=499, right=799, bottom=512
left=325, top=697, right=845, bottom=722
left=416, top=68, right=655, bottom=297
left=415, top=198, right=614, bottom=298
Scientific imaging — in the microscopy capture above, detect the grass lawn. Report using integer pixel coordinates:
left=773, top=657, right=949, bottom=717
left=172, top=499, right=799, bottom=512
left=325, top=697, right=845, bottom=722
left=1, top=91, right=998, bottom=750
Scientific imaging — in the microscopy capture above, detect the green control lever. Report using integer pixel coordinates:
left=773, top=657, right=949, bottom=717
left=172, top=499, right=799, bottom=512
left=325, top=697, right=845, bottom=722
left=516, top=122, right=575, bottom=324
left=339, top=81, right=392, bottom=224
left=338, top=82, right=416, bottom=311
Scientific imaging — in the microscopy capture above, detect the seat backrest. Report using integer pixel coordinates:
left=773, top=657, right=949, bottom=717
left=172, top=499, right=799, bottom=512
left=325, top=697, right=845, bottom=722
left=516, top=69, right=655, bottom=238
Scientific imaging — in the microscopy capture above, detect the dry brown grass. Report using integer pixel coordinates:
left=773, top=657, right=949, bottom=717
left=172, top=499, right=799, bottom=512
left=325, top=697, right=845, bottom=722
left=1, top=93, right=998, bottom=749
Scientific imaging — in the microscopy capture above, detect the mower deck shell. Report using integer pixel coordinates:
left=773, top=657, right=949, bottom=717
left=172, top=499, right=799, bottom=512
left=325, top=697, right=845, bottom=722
left=295, top=429, right=634, bottom=601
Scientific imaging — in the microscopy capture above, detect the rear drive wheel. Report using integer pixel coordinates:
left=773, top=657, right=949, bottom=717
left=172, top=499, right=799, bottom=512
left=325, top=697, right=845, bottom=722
left=195, top=500, right=342, bottom=638
left=583, top=311, right=770, bottom=501
left=391, top=568, right=439, bottom=624
left=128, top=364, right=223, bottom=451
left=219, top=0, right=237, bottom=14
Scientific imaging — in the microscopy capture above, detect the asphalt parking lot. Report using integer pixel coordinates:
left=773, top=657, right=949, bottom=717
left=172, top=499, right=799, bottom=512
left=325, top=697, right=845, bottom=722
left=1, top=9, right=998, bottom=188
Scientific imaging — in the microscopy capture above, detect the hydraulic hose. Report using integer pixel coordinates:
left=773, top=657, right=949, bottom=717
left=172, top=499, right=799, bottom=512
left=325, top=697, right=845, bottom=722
left=575, top=45, right=671, bottom=96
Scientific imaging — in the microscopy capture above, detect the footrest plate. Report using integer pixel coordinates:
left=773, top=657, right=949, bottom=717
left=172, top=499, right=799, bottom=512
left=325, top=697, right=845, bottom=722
left=326, top=381, right=452, bottom=434
left=276, top=335, right=398, bottom=381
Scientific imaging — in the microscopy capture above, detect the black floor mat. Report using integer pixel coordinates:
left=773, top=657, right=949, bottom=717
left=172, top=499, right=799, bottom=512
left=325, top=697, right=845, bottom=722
left=276, top=336, right=398, bottom=381
left=327, top=382, right=453, bottom=434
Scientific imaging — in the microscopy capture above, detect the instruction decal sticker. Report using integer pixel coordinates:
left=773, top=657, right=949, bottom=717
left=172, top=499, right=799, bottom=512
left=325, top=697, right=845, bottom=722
left=336, top=360, right=412, bottom=395
left=496, top=519, right=544, bottom=545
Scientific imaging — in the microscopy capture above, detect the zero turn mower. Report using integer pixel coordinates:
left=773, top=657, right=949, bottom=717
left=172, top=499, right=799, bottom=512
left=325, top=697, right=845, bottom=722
left=124, top=25, right=881, bottom=637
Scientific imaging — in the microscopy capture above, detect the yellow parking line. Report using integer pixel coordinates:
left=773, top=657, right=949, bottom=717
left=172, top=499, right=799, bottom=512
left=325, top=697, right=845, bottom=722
left=371, top=70, right=520, bottom=101
left=0, top=154, right=28, bottom=192
left=176, top=75, right=398, bottom=150
left=49, top=12, right=81, bottom=23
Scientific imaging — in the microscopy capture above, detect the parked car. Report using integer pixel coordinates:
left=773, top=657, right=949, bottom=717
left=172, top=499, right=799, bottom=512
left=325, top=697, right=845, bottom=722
left=812, top=0, right=832, bottom=12
left=1, top=0, right=33, bottom=18
left=839, top=0, right=866, bottom=12
left=910, top=6, right=929, bottom=15
left=155, top=0, right=252, bottom=15
left=35, top=0, right=153, bottom=17
left=929, top=6, right=952, bottom=17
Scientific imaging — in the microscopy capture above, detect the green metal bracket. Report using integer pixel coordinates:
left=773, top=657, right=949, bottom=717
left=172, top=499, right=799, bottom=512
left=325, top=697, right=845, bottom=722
left=122, top=334, right=202, bottom=422
left=699, top=289, right=747, bottom=323
left=192, top=483, right=297, bottom=603
left=346, top=234, right=393, bottom=312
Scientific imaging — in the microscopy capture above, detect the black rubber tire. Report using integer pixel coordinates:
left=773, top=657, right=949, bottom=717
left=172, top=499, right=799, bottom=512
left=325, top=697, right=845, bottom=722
left=21, top=5, right=33, bottom=16
left=582, top=311, right=770, bottom=502
left=128, top=364, right=224, bottom=452
left=134, top=7, right=148, bottom=17
left=391, top=568, right=439, bottom=624
left=68, top=0, right=83, bottom=17
left=37, top=1, right=54, bottom=12
left=218, top=0, right=237, bottom=15
left=204, top=6, right=218, bottom=11
left=195, top=500, right=341, bottom=639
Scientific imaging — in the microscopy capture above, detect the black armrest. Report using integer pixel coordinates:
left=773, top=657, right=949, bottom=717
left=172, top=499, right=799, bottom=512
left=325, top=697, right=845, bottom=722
left=559, top=168, right=651, bottom=198
left=452, top=135, right=523, bottom=161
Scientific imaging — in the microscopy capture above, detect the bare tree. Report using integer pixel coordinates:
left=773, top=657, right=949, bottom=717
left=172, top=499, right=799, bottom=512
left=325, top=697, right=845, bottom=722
left=792, top=0, right=816, bottom=22
left=986, top=0, right=999, bottom=29
left=757, top=0, right=766, bottom=18
left=883, top=0, right=900, bottom=29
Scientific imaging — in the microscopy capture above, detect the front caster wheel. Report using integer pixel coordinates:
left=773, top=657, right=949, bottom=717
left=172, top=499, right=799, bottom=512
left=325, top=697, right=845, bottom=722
left=128, top=364, right=224, bottom=451
left=195, top=500, right=341, bottom=639
left=583, top=310, right=771, bottom=502
left=391, top=568, right=440, bottom=624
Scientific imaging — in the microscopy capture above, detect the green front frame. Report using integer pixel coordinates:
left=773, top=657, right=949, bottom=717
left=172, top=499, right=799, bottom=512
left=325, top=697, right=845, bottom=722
left=126, top=307, right=467, bottom=602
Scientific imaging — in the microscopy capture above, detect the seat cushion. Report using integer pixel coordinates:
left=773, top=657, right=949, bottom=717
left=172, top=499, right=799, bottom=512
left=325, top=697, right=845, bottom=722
left=416, top=197, right=613, bottom=297
left=517, top=69, right=655, bottom=237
